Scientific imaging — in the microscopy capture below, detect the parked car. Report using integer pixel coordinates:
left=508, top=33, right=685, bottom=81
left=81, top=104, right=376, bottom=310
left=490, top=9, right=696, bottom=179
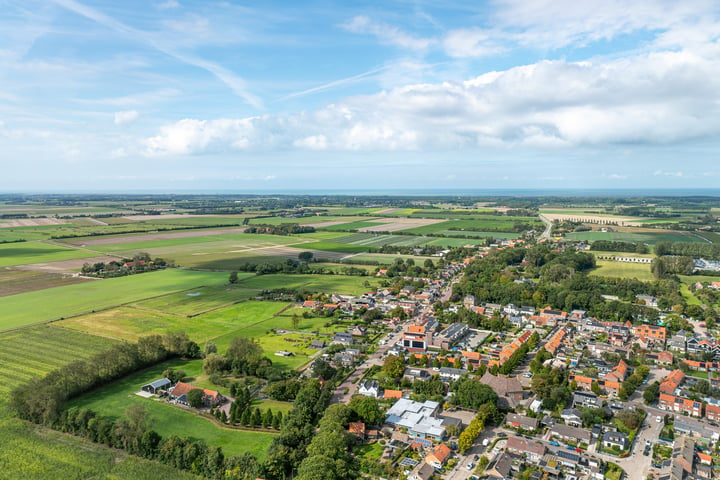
left=566, top=445, right=575, bottom=450
left=466, top=462, right=474, bottom=470
left=497, top=432, right=507, bottom=437
left=549, top=441, right=560, bottom=447
left=575, top=447, right=584, bottom=453
left=656, top=416, right=662, bottom=423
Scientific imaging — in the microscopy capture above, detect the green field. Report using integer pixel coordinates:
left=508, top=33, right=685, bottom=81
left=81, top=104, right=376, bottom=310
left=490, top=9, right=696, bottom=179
left=565, top=230, right=708, bottom=244
left=0, top=269, right=229, bottom=330
left=135, top=282, right=259, bottom=316
left=319, top=220, right=388, bottom=231
left=0, top=326, right=116, bottom=399
left=238, top=273, right=379, bottom=296
left=69, top=358, right=275, bottom=458
left=0, top=269, right=91, bottom=296
left=589, top=260, right=654, bottom=281
left=0, top=241, right=96, bottom=267
left=400, top=217, right=540, bottom=235
left=0, top=413, right=202, bottom=480
left=346, top=253, right=437, bottom=265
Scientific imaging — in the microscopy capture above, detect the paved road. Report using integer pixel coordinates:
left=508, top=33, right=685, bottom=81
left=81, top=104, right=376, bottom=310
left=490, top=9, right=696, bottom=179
left=539, top=214, right=553, bottom=239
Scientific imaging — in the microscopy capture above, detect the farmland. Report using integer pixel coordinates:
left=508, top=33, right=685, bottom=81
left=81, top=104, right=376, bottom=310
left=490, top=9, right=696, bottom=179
left=68, top=358, right=276, bottom=458
left=564, top=230, right=708, bottom=245
left=237, top=273, right=379, bottom=295
left=0, top=241, right=97, bottom=267
left=0, top=326, right=116, bottom=399
left=0, top=269, right=91, bottom=296
left=0, top=269, right=229, bottom=330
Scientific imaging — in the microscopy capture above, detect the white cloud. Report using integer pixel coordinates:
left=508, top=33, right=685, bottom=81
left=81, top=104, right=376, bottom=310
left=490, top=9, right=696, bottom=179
left=443, top=28, right=504, bottom=58
left=157, top=0, right=179, bottom=9
left=144, top=47, right=720, bottom=157
left=114, top=110, right=139, bottom=125
left=341, top=16, right=434, bottom=50
left=653, top=170, right=684, bottom=177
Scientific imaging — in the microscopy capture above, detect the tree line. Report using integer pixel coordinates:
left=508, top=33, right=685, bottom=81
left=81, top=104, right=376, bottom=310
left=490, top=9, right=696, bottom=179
left=655, top=241, right=720, bottom=260
left=590, top=240, right=649, bottom=253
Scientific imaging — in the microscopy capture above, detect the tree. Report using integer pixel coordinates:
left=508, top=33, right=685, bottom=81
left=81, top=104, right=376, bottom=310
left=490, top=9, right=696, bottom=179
left=162, top=369, right=186, bottom=383
left=292, top=314, right=300, bottom=330
left=203, top=341, right=217, bottom=357
left=251, top=407, right=262, bottom=427
left=591, top=380, right=601, bottom=396
left=186, top=389, right=205, bottom=408
left=229, top=271, right=239, bottom=284
left=452, top=378, right=497, bottom=410
left=299, top=251, right=314, bottom=262
left=263, top=409, right=274, bottom=428
left=349, top=395, right=383, bottom=426
left=383, top=355, right=405, bottom=379
left=643, top=381, right=660, bottom=405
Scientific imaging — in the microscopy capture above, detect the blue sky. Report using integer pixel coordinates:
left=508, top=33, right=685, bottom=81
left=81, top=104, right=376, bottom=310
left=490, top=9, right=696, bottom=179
left=1, top=0, right=720, bottom=192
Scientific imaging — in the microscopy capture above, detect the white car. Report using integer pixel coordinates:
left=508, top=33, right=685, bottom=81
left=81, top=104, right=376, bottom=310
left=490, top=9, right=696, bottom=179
left=656, top=416, right=662, bottom=423
left=466, top=462, right=474, bottom=470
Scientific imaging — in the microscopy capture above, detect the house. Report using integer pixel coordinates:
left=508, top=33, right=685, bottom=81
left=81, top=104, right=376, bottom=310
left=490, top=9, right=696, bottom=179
left=333, top=332, right=354, bottom=345
left=634, top=324, right=666, bottom=342
left=384, top=389, right=403, bottom=400
left=572, top=392, right=601, bottom=409
left=561, top=409, right=583, bottom=428
left=485, top=453, right=513, bottom=479
left=636, top=294, right=658, bottom=307
left=425, top=443, right=452, bottom=468
left=603, top=360, right=629, bottom=383
left=404, top=368, right=432, bottom=382
left=402, top=325, right=429, bottom=351
left=705, top=399, right=720, bottom=422
left=349, top=421, right=366, bottom=442
left=480, top=372, right=526, bottom=408
left=358, top=379, right=382, bottom=398
left=646, top=351, right=674, bottom=365
left=351, top=325, right=367, bottom=337
left=408, top=463, right=434, bottom=480
left=658, top=393, right=703, bottom=417
left=602, top=431, right=629, bottom=450
left=310, top=340, right=325, bottom=349
left=550, top=424, right=592, bottom=444
left=169, top=382, right=223, bottom=407
left=506, top=436, right=546, bottom=463
left=670, top=436, right=696, bottom=480
left=506, top=413, right=539, bottom=431
left=141, top=377, right=172, bottom=395
left=660, top=370, right=685, bottom=395
left=438, top=367, right=466, bottom=383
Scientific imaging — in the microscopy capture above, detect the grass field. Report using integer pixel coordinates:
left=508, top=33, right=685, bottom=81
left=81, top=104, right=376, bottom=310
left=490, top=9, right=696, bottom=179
left=0, top=241, right=97, bottom=267
left=319, top=220, right=388, bottom=231
left=0, top=326, right=116, bottom=399
left=0, top=269, right=229, bottom=330
left=0, top=269, right=91, bottom=296
left=565, top=230, right=708, bottom=244
left=134, top=282, right=258, bottom=316
left=589, top=260, right=655, bottom=281
left=345, top=253, right=436, bottom=265
left=68, top=358, right=275, bottom=458
left=238, top=273, right=379, bottom=295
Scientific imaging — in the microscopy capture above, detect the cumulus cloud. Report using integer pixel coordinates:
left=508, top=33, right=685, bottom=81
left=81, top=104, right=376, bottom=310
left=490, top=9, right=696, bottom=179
left=144, top=47, right=720, bottom=156
left=114, top=110, right=139, bottom=125
left=341, top=16, right=433, bottom=50
left=157, top=0, right=179, bottom=9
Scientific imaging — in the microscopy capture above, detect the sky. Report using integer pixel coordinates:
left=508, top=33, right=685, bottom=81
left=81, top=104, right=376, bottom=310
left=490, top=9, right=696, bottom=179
left=1, top=0, right=720, bottom=192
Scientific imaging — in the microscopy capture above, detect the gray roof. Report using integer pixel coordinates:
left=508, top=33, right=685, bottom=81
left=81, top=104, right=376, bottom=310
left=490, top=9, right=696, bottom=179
left=144, top=377, right=171, bottom=389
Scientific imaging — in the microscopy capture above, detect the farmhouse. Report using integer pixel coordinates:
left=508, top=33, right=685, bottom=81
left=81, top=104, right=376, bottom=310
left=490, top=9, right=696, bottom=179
left=169, top=382, right=223, bottom=407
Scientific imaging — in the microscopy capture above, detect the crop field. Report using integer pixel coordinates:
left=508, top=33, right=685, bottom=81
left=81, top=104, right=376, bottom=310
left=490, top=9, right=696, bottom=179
left=247, top=215, right=366, bottom=226
left=588, top=260, right=654, bottom=281
left=0, top=241, right=97, bottom=267
left=696, top=231, right=720, bottom=243
left=0, top=414, right=203, bottom=480
left=422, top=237, right=489, bottom=247
left=0, top=269, right=91, bottom=296
left=400, top=217, right=541, bottom=235
left=0, top=269, right=228, bottom=330
left=0, top=326, right=116, bottom=399
left=68, top=358, right=275, bottom=459
left=320, top=220, right=389, bottom=231
left=238, top=273, right=379, bottom=296
left=564, top=230, right=708, bottom=244
left=345, top=253, right=436, bottom=265
left=434, top=230, right=518, bottom=239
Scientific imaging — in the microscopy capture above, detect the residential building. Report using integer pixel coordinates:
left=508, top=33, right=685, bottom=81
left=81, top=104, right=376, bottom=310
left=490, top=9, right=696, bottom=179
left=402, top=325, right=429, bottom=351
left=480, top=372, right=526, bottom=408
left=550, top=424, right=592, bottom=444
left=658, top=393, right=703, bottom=417
left=485, top=453, right=514, bottom=480
left=602, top=431, right=629, bottom=450
left=634, top=324, right=666, bottom=342
left=141, top=377, right=172, bottom=395
left=506, top=436, right=546, bottom=463
left=438, top=367, right=466, bottom=383
left=572, top=391, right=601, bottom=409
left=506, top=413, right=539, bottom=431
left=169, top=382, right=223, bottom=407
left=333, top=332, right=354, bottom=345
left=561, top=408, right=583, bottom=428
left=425, top=443, right=452, bottom=469
left=358, top=379, right=382, bottom=398
left=385, top=399, right=445, bottom=445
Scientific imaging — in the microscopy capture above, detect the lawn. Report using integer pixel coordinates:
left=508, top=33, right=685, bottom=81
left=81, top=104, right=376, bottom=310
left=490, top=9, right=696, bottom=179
left=589, top=260, right=655, bottom=281
left=237, top=273, right=379, bottom=296
left=0, top=241, right=97, bottom=267
left=0, top=269, right=229, bottom=330
left=0, top=326, right=116, bottom=399
left=68, top=358, right=276, bottom=458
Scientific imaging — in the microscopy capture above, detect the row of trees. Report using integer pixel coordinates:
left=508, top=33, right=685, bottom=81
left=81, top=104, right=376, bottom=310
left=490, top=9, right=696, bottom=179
left=655, top=241, right=720, bottom=260
left=11, top=332, right=199, bottom=425
left=244, top=223, right=316, bottom=235
left=458, top=403, right=496, bottom=453
left=590, top=240, right=649, bottom=253
left=498, top=331, right=539, bottom=375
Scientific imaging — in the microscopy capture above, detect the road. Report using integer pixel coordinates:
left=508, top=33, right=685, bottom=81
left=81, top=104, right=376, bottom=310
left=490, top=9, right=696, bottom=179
left=539, top=214, right=553, bottom=239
